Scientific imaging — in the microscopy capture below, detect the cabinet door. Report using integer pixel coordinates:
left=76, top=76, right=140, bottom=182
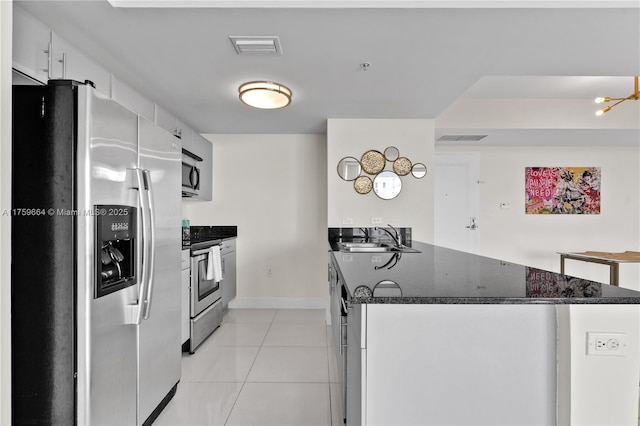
left=111, top=75, right=155, bottom=122
left=177, top=120, right=191, bottom=150
left=221, top=241, right=236, bottom=310
left=50, top=32, right=111, bottom=96
left=155, top=104, right=187, bottom=140
left=155, top=104, right=177, bottom=136
left=346, top=303, right=362, bottom=426
left=13, top=7, right=51, bottom=84
left=191, top=133, right=213, bottom=201
left=181, top=268, right=190, bottom=345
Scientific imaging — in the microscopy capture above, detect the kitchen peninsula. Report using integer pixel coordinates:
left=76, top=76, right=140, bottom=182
left=328, top=228, right=640, bottom=426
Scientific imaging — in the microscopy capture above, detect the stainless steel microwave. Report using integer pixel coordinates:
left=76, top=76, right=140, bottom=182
left=182, top=148, right=202, bottom=197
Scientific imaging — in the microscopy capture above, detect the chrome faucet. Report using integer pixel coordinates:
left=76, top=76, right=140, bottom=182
left=359, top=227, right=370, bottom=241
left=375, top=224, right=402, bottom=247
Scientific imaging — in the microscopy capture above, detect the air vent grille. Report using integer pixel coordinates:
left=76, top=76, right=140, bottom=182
left=437, top=135, right=488, bottom=142
left=229, top=36, right=282, bottom=55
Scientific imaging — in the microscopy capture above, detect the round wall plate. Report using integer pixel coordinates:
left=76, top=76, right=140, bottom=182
left=360, top=150, right=385, bottom=174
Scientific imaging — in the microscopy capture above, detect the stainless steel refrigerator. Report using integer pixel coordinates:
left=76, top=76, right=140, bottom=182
left=12, top=80, right=181, bottom=425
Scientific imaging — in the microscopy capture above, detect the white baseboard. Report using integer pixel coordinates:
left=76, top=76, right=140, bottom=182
left=228, top=297, right=327, bottom=310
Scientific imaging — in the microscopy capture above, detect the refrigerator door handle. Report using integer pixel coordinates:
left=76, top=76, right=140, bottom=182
left=125, top=168, right=150, bottom=325
left=142, top=169, right=156, bottom=320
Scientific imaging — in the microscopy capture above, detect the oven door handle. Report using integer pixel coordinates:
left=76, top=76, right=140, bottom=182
left=141, top=169, right=156, bottom=319
left=192, top=246, right=220, bottom=257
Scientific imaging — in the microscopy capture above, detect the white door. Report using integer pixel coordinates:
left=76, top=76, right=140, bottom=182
left=435, top=153, right=480, bottom=253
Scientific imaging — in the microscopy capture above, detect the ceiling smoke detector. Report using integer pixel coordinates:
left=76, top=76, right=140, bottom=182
left=229, top=36, right=283, bottom=55
left=436, top=135, right=488, bottom=142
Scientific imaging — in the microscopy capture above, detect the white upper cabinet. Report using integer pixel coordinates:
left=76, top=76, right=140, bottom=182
left=13, top=6, right=51, bottom=84
left=155, top=104, right=189, bottom=141
left=176, top=119, right=190, bottom=150
left=111, top=76, right=155, bottom=122
left=155, top=104, right=178, bottom=136
left=50, top=32, right=111, bottom=96
left=191, top=133, right=213, bottom=201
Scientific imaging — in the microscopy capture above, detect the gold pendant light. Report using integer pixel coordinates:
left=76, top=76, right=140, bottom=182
left=595, top=76, right=639, bottom=116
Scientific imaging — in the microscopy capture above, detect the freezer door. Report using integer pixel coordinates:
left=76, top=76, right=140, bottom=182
left=76, top=85, right=140, bottom=425
left=137, top=116, right=182, bottom=424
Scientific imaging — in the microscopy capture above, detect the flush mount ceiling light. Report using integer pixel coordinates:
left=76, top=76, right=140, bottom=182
left=594, top=76, right=639, bottom=116
left=238, top=81, right=292, bottom=109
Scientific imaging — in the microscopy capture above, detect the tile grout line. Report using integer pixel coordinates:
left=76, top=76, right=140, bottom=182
left=223, top=309, right=279, bottom=426
left=325, top=323, right=335, bottom=426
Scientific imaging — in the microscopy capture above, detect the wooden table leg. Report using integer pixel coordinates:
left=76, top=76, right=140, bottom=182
left=611, top=262, right=619, bottom=286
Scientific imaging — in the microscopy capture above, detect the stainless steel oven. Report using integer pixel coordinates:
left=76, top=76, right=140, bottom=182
left=188, top=244, right=223, bottom=353
left=190, top=247, right=221, bottom=317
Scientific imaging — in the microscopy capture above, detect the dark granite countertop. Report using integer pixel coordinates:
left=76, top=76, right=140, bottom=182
left=329, top=238, right=640, bottom=305
left=183, top=225, right=237, bottom=250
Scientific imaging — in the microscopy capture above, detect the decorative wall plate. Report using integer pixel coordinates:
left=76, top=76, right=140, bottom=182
left=393, top=157, right=412, bottom=176
left=354, top=176, right=373, bottom=194
left=360, top=150, right=385, bottom=174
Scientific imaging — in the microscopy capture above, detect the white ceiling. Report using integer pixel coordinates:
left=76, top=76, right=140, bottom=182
left=14, top=1, right=640, bottom=144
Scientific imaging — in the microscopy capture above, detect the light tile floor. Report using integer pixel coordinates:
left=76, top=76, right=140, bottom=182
left=155, top=309, right=342, bottom=426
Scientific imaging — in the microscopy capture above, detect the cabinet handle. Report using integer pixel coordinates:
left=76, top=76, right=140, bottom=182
left=58, top=53, right=67, bottom=79
left=339, top=320, right=347, bottom=355
left=43, top=42, right=52, bottom=80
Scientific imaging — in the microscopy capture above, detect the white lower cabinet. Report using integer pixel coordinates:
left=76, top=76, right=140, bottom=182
left=329, top=279, right=557, bottom=425
left=362, top=304, right=556, bottom=425
left=181, top=249, right=190, bottom=346
left=221, top=239, right=236, bottom=311
left=345, top=303, right=363, bottom=426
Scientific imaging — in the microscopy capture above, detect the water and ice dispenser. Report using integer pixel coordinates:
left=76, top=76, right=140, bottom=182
left=95, top=205, right=137, bottom=298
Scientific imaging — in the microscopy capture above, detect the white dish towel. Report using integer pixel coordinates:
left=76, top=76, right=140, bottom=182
left=206, top=245, right=223, bottom=282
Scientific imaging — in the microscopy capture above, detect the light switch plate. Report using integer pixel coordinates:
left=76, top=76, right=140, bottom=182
left=342, top=217, right=353, bottom=225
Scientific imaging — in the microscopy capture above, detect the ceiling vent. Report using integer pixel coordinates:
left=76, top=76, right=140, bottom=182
left=436, top=135, right=488, bottom=142
left=229, top=36, right=282, bottom=55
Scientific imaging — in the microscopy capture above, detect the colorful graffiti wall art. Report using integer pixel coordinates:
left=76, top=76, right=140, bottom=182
left=525, top=167, right=601, bottom=214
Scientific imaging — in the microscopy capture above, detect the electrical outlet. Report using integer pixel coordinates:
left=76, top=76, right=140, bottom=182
left=586, top=332, right=628, bottom=356
left=371, top=217, right=382, bottom=224
left=342, top=217, right=353, bottom=225
left=267, top=268, right=272, bottom=278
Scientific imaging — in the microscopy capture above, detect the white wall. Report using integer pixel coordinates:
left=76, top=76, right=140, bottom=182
left=437, top=145, right=640, bottom=290
left=327, top=119, right=435, bottom=243
left=557, top=305, right=640, bottom=425
left=437, top=98, right=640, bottom=130
left=182, top=134, right=328, bottom=307
left=1, top=1, right=11, bottom=423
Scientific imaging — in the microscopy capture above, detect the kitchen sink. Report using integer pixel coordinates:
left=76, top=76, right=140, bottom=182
left=340, top=242, right=385, bottom=248
left=338, top=242, right=421, bottom=253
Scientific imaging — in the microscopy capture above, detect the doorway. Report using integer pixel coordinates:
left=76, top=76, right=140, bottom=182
left=434, top=152, right=480, bottom=253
